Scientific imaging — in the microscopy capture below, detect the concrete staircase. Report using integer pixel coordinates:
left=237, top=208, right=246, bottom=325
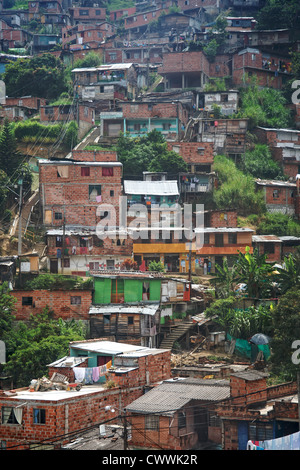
left=159, top=319, right=195, bottom=350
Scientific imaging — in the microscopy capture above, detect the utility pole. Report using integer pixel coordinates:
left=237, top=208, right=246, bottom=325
left=297, top=371, right=300, bottom=430
left=61, top=220, right=65, bottom=274
left=123, top=409, right=128, bottom=450
left=18, top=176, right=23, bottom=256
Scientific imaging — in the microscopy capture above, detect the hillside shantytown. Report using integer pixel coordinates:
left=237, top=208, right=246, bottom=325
left=0, top=0, right=300, bottom=453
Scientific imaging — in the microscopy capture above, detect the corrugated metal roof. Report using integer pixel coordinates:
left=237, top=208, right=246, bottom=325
left=256, top=179, right=296, bottom=187
left=195, top=227, right=254, bottom=233
left=89, top=303, right=160, bottom=316
left=252, top=235, right=282, bottom=242
left=71, top=63, right=134, bottom=72
left=70, top=340, right=153, bottom=356
left=39, top=159, right=122, bottom=166
left=126, top=378, right=230, bottom=415
left=124, top=180, right=179, bottom=196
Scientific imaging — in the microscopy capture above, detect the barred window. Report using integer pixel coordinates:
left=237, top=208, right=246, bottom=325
left=145, top=414, right=159, bottom=431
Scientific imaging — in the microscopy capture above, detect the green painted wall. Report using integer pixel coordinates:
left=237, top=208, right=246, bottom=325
left=93, top=278, right=112, bottom=304
left=93, top=277, right=161, bottom=303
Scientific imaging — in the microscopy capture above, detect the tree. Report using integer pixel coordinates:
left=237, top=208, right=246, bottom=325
left=256, top=0, right=300, bottom=30
left=204, top=296, right=236, bottom=336
left=256, top=213, right=300, bottom=238
left=235, top=246, right=275, bottom=299
left=116, top=130, right=187, bottom=178
left=3, top=307, right=86, bottom=388
left=2, top=53, right=68, bottom=100
left=269, top=287, right=300, bottom=381
left=236, top=80, right=292, bottom=129
left=241, top=144, right=283, bottom=180
left=275, top=253, right=300, bottom=295
left=0, top=118, right=22, bottom=179
left=213, top=155, right=265, bottom=216
left=0, top=282, right=16, bottom=339
left=212, top=257, right=240, bottom=298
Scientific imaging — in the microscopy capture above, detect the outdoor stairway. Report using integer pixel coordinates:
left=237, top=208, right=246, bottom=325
left=159, top=319, right=195, bottom=350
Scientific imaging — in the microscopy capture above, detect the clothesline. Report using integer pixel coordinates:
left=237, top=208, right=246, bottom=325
left=247, top=430, right=300, bottom=450
left=73, top=361, right=112, bottom=384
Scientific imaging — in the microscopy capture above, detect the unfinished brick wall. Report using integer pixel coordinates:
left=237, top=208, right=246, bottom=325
left=110, top=350, right=171, bottom=389
left=230, top=374, right=268, bottom=406
left=160, top=51, right=210, bottom=76
left=208, top=210, right=238, bottom=228
left=167, top=141, right=214, bottom=165
left=10, top=289, right=92, bottom=321
left=121, top=101, right=189, bottom=124
left=39, top=161, right=123, bottom=226
left=71, top=150, right=118, bottom=162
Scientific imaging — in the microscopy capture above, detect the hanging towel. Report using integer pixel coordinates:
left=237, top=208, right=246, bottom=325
left=92, top=367, right=100, bottom=382
left=74, top=367, right=85, bottom=383
left=85, top=368, right=93, bottom=384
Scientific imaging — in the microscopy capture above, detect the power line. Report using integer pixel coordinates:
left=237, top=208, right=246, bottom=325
left=2, top=379, right=284, bottom=450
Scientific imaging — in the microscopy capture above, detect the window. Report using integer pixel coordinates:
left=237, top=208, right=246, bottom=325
left=63, top=258, right=70, bottom=268
left=228, top=233, right=237, bottom=244
left=178, top=411, right=186, bottom=429
left=33, top=409, right=46, bottom=425
left=110, top=190, right=114, bottom=197
left=79, top=9, right=88, bottom=15
left=264, top=243, right=275, bottom=254
left=54, top=212, right=63, bottom=220
left=215, top=233, right=224, bottom=247
left=128, top=316, right=134, bottom=325
left=145, top=415, right=159, bottom=431
left=57, top=166, right=69, bottom=178
left=56, top=236, right=63, bottom=247
left=273, top=189, right=279, bottom=199
left=89, top=184, right=101, bottom=201
left=71, top=296, right=81, bottom=305
left=204, top=233, right=210, bottom=245
left=89, top=261, right=99, bottom=271
left=22, top=296, right=33, bottom=306
left=134, top=123, right=141, bottom=132
left=81, top=167, right=90, bottom=177
left=107, top=259, right=115, bottom=271
left=162, top=122, right=171, bottom=131
left=102, top=167, right=114, bottom=177
left=2, top=407, right=22, bottom=425
left=249, top=422, right=273, bottom=442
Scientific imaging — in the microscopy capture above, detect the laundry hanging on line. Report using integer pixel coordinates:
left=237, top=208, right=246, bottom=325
left=73, top=361, right=112, bottom=383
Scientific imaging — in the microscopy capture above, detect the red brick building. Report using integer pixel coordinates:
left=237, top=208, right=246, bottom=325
left=62, top=23, right=115, bottom=51
left=252, top=235, right=283, bottom=263
left=232, top=48, right=291, bottom=89
left=215, top=371, right=299, bottom=450
left=100, top=100, right=190, bottom=140
left=254, top=127, right=300, bottom=179
left=0, top=340, right=171, bottom=450
left=159, top=51, right=210, bottom=91
left=126, top=377, right=230, bottom=450
left=9, top=289, right=92, bottom=322
left=167, top=141, right=214, bottom=173
left=0, top=96, right=47, bottom=123
left=256, top=179, right=299, bottom=219
left=39, top=150, right=123, bottom=228
left=69, top=7, right=106, bottom=24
